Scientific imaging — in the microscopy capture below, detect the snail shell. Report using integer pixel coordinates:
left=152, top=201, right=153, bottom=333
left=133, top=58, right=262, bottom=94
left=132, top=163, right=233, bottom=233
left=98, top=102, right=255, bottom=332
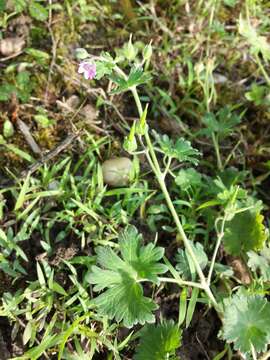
left=102, top=157, right=133, bottom=187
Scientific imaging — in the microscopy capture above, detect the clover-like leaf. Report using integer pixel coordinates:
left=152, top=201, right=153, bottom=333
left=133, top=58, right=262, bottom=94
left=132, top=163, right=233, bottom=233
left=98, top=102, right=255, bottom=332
left=134, top=320, right=182, bottom=360
left=154, top=132, right=200, bottom=165
left=222, top=293, right=270, bottom=353
left=88, top=225, right=167, bottom=327
left=223, top=210, right=267, bottom=256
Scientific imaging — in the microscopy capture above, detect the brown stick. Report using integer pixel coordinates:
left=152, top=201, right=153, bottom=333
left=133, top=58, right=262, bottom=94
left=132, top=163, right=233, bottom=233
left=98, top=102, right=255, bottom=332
left=17, top=118, right=42, bottom=155
left=0, top=132, right=80, bottom=188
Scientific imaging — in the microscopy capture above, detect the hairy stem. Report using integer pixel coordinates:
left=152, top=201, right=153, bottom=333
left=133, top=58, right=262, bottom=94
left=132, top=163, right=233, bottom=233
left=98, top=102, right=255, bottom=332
left=110, top=61, right=218, bottom=308
left=207, top=216, right=226, bottom=285
left=251, top=344, right=258, bottom=360
left=211, top=132, right=223, bottom=171
left=158, top=277, right=203, bottom=289
left=163, top=157, right=172, bottom=180
left=130, top=85, right=218, bottom=309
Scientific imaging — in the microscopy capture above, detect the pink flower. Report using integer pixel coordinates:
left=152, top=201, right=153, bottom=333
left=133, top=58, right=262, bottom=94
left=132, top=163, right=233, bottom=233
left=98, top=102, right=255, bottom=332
left=78, top=61, right=96, bottom=80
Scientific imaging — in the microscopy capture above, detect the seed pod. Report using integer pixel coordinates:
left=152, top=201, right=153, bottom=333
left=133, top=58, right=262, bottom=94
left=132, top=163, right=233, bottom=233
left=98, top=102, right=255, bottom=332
left=0, top=37, right=25, bottom=56
left=102, top=157, right=133, bottom=187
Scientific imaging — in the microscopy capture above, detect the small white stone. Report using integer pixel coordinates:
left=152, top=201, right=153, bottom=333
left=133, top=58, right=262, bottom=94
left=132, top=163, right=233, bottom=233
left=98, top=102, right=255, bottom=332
left=102, top=157, right=133, bottom=187
left=0, top=37, right=25, bottom=56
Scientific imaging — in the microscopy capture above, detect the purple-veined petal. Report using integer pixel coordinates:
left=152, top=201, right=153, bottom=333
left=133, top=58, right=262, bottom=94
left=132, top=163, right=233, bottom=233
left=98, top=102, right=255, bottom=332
left=78, top=61, right=96, bottom=80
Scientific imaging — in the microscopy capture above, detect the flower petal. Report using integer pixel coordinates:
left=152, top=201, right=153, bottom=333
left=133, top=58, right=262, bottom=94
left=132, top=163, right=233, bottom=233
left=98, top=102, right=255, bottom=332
left=78, top=61, right=96, bottom=80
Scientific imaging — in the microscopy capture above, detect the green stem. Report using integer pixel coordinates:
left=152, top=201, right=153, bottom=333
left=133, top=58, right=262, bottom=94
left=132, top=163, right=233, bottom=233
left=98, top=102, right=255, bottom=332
left=255, top=54, right=270, bottom=87
left=130, top=86, right=218, bottom=309
left=223, top=138, right=242, bottom=169
left=207, top=216, right=226, bottom=286
left=251, top=344, right=258, bottom=360
left=158, top=277, right=203, bottom=289
left=211, top=132, right=223, bottom=171
left=163, top=157, right=172, bottom=180
left=131, top=86, right=143, bottom=116
left=111, top=62, right=218, bottom=308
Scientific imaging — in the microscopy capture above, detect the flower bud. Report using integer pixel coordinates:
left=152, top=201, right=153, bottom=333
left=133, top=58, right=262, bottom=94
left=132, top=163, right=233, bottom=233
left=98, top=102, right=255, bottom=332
left=75, top=48, right=89, bottom=60
left=3, top=119, right=14, bottom=138
left=123, top=35, right=138, bottom=61
left=143, top=43, right=152, bottom=61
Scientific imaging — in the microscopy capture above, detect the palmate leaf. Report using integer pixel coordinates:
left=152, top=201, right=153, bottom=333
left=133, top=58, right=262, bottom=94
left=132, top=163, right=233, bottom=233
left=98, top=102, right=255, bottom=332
left=90, top=272, right=157, bottom=327
left=95, top=61, right=114, bottom=80
left=109, top=67, right=152, bottom=94
left=223, top=210, right=267, bottom=256
left=175, top=242, right=208, bottom=280
left=95, top=53, right=115, bottom=80
left=134, top=320, right=182, bottom=360
left=222, top=293, right=270, bottom=353
left=239, top=16, right=270, bottom=61
left=245, top=84, right=270, bottom=106
left=247, top=244, right=270, bottom=281
left=153, top=132, right=200, bottom=165
left=201, top=107, right=241, bottom=139
left=88, top=226, right=167, bottom=327
left=175, top=168, right=202, bottom=191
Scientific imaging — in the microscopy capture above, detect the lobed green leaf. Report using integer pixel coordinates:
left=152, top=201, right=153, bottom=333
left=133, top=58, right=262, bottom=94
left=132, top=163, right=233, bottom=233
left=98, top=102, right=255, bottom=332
left=88, top=225, right=167, bottom=327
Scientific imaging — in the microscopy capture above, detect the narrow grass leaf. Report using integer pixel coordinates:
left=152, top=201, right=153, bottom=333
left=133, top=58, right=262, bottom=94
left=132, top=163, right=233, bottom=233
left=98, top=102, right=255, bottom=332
left=6, top=144, right=34, bottom=162
left=15, top=173, right=31, bottom=211
left=186, top=287, right=199, bottom=328
left=71, top=199, right=99, bottom=221
left=36, top=262, right=46, bottom=287
left=23, top=321, right=32, bottom=345
left=178, top=287, right=187, bottom=326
